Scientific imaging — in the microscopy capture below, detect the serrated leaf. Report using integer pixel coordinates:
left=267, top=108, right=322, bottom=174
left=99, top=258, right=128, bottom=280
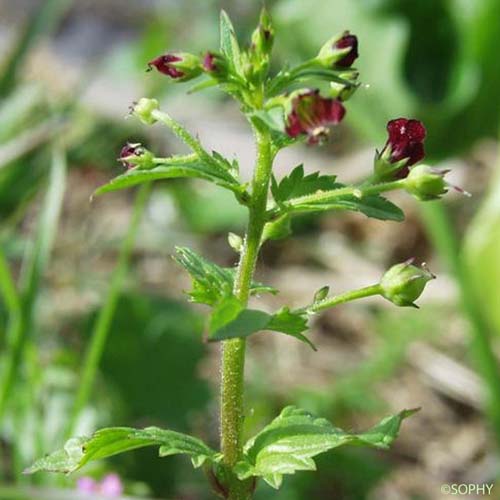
left=220, top=10, right=242, bottom=73
left=235, top=406, right=418, bottom=489
left=93, top=155, right=243, bottom=198
left=291, top=193, right=404, bottom=221
left=26, top=427, right=217, bottom=474
left=271, top=165, right=339, bottom=204
left=208, top=301, right=315, bottom=349
left=267, top=307, right=316, bottom=351
left=174, top=247, right=277, bottom=307
left=209, top=304, right=271, bottom=341
left=278, top=180, right=405, bottom=222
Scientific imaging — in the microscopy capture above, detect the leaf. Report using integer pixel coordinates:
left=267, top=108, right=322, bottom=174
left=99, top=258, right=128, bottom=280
left=174, top=247, right=277, bottom=307
left=26, top=427, right=217, bottom=474
left=234, top=406, right=418, bottom=489
left=267, top=307, right=316, bottom=351
left=294, top=194, right=404, bottom=222
left=282, top=182, right=404, bottom=222
left=208, top=301, right=315, bottom=350
left=271, top=165, right=339, bottom=204
left=209, top=303, right=271, bottom=342
left=93, top=155, right=243, bottom=198
left=220, top=10, right=242, bottom=73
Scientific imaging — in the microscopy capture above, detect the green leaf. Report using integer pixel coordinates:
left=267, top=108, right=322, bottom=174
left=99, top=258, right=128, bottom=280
left=93, top=155, right=243, bottom=198
left=267, top=307, right=316, bottom=351
left=26, top=427, right=218, bottom=474
left=234, top=406, right=418, bottom=489
left=294, top=193, right=404, bottom=221
left=220, top=10, right=242, bottom=73
left=209, top=302, right=271, bottom=341
left=208, top=301, right=315, bottom=350
left=174, top=247, right=277, bottom=307
left=271, top=165, right=339, bottom=204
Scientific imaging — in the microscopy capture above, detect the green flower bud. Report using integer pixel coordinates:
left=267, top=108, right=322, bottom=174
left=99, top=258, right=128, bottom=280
left=228, top=232, right=243, bottom=253
left=380, top=259, right=435, bottom=308
left=132, top=98, right=159, bottom=125
left=405, top=164, right=449, bottom=201
left=251, top=7, right=275, bottom=58
left=313, top=286, right=330, bottom=303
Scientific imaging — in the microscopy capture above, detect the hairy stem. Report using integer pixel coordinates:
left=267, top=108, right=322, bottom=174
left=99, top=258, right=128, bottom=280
left=220, top=128, right=273, bottom=499
left=308, top=284, right=382, bottom=313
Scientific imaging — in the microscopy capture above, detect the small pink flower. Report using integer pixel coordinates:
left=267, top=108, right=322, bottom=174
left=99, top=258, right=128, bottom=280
left=100, top=474, right=124, bottom=497
left=77, top=477, right=98, bottom=493
left=285, top=90, right=346, bottom=145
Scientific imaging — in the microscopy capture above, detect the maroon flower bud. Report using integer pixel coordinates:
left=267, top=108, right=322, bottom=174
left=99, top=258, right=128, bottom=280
left=148, top=54, right=184, bottom=78
left=202, top=51, right=229, bottom=80
left=375, top=118, right=426, bottom=179
left=285, top=90, right=346, bottom=145
left=147, top=52, right=201, bottom=81
left=119, top=142, right=154, bottom=170
left=203, top=52, right=217, bottom=72
left=317, top=31, right=359, bottom=69
left=334, top=33, right=359, bottom=68
left=119, top=143, right=142, bottom=169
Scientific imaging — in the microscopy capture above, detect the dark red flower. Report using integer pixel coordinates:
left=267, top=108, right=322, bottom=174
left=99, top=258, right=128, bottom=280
left=119, top=143, right=142, bottom=169
left=334, top=33, right=358, bottom=68
left=285, top=90, right=346, bottom=144
left=384, top=118, right=426, bottom=177
left=148, top=54, right=184, bottom=78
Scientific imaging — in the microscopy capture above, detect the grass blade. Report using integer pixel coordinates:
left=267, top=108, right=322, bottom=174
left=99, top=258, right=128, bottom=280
left=0, top=0, right=72, bottom=97
left=0, top=147, right=66, bottom=421
left=65, top=182, right=152, bottom=438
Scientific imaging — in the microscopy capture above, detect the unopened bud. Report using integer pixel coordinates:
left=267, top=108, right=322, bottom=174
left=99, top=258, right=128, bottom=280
left=405, top=165, right=449, bottom=201
left=313, top=286, right=330, bottom=303
left=202, top=52, right=230, bottom=80
left=228, top=232, right=243, bottom=253
left=251, top=7, right=275, bottom=58
left=317, top=31, right=359, bottom=69
left=131, top=98, right=159, bottom=125
left=148, top=52, right=202, bottom=82
left=380, top=259, right=435, bottom=308
left=118, top=143, right=154, bottom=170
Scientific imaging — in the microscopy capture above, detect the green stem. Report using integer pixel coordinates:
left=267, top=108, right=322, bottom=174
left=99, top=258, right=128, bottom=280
left=266, top=179, right=406, bottom=219
left=220, top=128, right=273, bottom=499
left=308, top=284, right=382, bottom=313
left=64, top=183, right=151, bottom=439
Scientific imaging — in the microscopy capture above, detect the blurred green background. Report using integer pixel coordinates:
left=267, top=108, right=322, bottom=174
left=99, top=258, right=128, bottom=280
left=1, top=0, right=500, bottom=498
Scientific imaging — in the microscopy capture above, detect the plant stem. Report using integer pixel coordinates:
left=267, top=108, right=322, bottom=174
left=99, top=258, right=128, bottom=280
left=308, top=284, right=382, bottom=313
left=220, top=128, right=273, bottom=499
left=64, top=182, right=151, bottom=439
